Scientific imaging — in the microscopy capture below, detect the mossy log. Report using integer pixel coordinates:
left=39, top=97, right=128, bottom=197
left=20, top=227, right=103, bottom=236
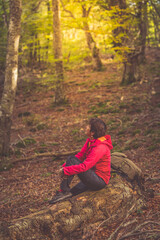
left=0, top=153, right=144, bottom=240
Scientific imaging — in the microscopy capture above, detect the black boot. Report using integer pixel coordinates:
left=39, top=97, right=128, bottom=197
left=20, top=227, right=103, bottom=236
left=49, top=191, right=72, bottom=204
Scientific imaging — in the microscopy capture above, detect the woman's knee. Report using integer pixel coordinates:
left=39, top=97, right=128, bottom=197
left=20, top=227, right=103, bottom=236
left=66, top=155, right=81, bottom=166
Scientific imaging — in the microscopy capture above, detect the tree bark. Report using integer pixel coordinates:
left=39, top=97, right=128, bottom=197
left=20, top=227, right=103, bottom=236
left=108, top=0, right=127, bottom=49
left=1, top=0, right=9, bottom=28
left=0, top=0, right=22, bottom=158
left=121, top=0, right=148, bottom=85
left=121, top=51, right=142, bottom=85
left=82, top=5, right=102, bottom=71
left=52, top=0, right=65, bottom=104
left=0, top=153, right=144, bottom=240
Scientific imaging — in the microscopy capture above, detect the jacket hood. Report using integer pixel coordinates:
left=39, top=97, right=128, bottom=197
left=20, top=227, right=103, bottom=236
left=89, top=135, right=113, bottom=150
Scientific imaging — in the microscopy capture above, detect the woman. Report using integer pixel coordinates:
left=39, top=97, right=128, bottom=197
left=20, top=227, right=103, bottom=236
left=49, top=118, right=113, bottom=204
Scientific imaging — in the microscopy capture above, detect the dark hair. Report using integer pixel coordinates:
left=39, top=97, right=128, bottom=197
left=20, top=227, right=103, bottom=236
left=89, top=118, right=106, bottom=139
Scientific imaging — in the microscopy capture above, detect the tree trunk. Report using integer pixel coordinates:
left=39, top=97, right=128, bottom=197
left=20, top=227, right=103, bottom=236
left=121, top=0, right=148, bottom=85
left=0, top=153, right=144, bottom=240
left=137, top=0, right=148, bottom=63
left=121, top=51, right=142, bottom=85
left=1, top=0, right=9, bottom=28
left=33, top=34, right=38, bottom=63
left=108, top=0, right=127, bottom=49
left=82, top=6, right=102, bottom=71
left=152, top=11, right=160, bottom=45
left=52, top=0, right=65, bottom=104
left=0, top=0, right=22, bottom=159
left=46, top=1, right=51, bottom=62
left=27, top=41, right=33, bottom=67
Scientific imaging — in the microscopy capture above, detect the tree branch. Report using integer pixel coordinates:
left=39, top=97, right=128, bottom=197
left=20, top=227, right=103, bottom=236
left=12, top=150, right=80, bottom=164
left=60, top=0, right=76, bottom=19
left=91, top=214, right=117, bottom=239
left=120, top=229, right=160, bottom=240
left=107, top=204, right=136, bottom=240
left=150, top=0, right=160, bottom=18
left=32, top=0, right=45, bottom=12
left=119, top=221, right=160, bottom=240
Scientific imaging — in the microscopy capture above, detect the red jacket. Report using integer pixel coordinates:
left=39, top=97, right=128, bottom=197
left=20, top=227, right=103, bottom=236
left=63, top=135, right=113, bottom=184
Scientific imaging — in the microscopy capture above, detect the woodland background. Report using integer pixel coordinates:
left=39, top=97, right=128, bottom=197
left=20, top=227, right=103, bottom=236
left=0, top=0, right=160, bottom=239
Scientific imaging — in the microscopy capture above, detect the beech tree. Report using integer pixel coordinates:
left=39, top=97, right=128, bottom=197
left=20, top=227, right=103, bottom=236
left=52, top=0, right=66, bottom=104
left=81, top=4, right=102, bottom=70
left=121, top=0, right=148, bottom=85
left=100, top=0, right=148, bottom=85
left=0, top=0, right=22, bottom=158
left=60, top=0, right=103, bottom=70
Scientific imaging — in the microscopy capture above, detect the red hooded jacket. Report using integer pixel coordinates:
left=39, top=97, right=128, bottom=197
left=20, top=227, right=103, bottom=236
left=63, top=135, right=113, bottom=184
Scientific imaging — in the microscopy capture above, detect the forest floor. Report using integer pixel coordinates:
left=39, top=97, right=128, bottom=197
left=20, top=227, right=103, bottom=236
left=0, top=47, right=160, bottom=239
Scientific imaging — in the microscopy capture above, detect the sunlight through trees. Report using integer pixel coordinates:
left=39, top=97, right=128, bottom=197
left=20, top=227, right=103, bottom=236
left=0, top=0, right=160, bottom=157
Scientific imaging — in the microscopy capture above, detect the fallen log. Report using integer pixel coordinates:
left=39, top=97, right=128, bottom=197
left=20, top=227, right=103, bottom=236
left=12, top=150, right=79, bottom=164
left=0, top=153, right=145, bottom=240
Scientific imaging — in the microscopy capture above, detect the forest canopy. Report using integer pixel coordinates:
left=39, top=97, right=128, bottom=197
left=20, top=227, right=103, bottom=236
left=0, top=0, right=159, bottom=72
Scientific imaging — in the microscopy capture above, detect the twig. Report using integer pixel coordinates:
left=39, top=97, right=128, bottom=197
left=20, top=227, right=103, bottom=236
left=119, top=230, right=160, bottom=240
left=18, top=134, right=26, bottom=146
left=108, top=203, right=136, bottom=240
left=122, top=219, right=137, bottom=228
left=146, top=177, right=160, bottom=183
left=91, top=214, right=117, bottom=239
left=115, top=118, right=123, bottom=127
left=148, top=119, right=160, bottom=127
left=119, top=221, right=160, bottom=240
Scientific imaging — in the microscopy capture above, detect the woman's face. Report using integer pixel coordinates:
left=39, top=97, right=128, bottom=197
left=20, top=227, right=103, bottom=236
left=85, top=125, right=94, bottom=138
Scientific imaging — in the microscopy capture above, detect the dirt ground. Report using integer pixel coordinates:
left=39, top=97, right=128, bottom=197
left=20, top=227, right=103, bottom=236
left=0, top=48, right=160, bottom=239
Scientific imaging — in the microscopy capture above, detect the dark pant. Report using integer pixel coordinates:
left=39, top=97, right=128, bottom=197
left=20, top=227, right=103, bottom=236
left=60, top=156, right=106, bottom=196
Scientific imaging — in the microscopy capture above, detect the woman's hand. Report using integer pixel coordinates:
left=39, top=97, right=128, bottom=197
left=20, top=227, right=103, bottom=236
left=59, top=168, right=68, bottom=179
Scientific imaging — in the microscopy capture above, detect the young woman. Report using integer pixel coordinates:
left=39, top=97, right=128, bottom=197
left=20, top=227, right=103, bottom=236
left=49, top=118, right=113, bottom=204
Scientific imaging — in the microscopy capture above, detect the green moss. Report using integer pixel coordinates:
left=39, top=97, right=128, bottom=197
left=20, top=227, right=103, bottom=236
left=23, top=114, right=41, bottom=126
left=43, top=198, right=49, bottom=202
left=137, top=208, right=143, bottom=215
left=109, top=124, right=119, bottom=131
left=89, top=82, right=102, bottom=89
left=57, top=108, right=65, bottom=112
left=71, top=129, right=79, bottom=135
left=18, top=112, right=31, bottom=118
left=16, top=138, right=36, bottom=148
left=148, top=145, right=158, bottom=152
left=88, top=104, right=119, bottom=115
left=36, top=148, right=47, bottom=153
left=132, top=129, right=141, bottom=136
left=24, top=138, right=36, bottom=145
left=51, top=142, right=60, bottom=146
left=144, top=129, right=155, bottom=136
left=41, top=172, right=52, bottom=178
left=40, top=143, right=48, bottom=147
left=52, top=157, right=58, bottom=161
left=15, top=141, right=26, bottom=148
left=118, top=128, right=127, bottom=135
left=15, top=149, right=22, bottom=156
left=119, top=102, right=128, bottom=109
left=36, top=123, right=48, bottom=130
left=124, top=139, right=139, bottom=150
